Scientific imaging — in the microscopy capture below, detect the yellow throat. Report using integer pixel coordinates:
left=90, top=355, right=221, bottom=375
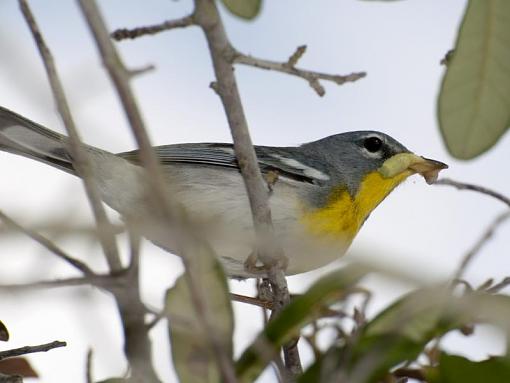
left=301, top=170, right=411, bottom=241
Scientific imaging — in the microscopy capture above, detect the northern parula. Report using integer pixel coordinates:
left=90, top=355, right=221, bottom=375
left=0, top=106, right=447, bottom=278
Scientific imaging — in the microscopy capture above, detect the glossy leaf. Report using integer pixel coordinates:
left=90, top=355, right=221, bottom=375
left=165, top=243, right=233, bottom=383
left=236, top=264, right=370, bottom=383
left=427, top=354, right=510, bottom=382
left=220, top=0, right=262, bottom=19
left=438, top=0, right=510, bottom=159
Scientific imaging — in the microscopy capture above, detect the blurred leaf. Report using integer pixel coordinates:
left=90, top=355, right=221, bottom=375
left=0, top=321, right=8, bottom=342
left=95, top=379, right=127, bottom=383
left=165, top=243, right=233, bottom=383
left=427, top=354, right=510, bottom=382
left=236, top=264, right=370, bottom=383
left=302, top=288, right=510, bottom=383
left=301, top=288, right=466, bottom=383
left=220, top=0, right=261, bottom=19
left=0, top=358, right=37, bottom=378
left=438, top=0, right=510, bottom=159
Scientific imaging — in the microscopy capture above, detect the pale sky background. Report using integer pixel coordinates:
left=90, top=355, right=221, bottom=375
left=0, top=0, right=509, bottom=382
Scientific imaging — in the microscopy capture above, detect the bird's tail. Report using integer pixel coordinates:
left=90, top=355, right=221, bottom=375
left=0, top=106, right=76, bottom=174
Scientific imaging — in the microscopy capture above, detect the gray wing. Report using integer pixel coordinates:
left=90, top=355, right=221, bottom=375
left=118, top=143, right=329, bottom=185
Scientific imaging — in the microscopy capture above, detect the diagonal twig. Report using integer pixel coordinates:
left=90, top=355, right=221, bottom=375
left=452, top=211, right=510, bottom=281
left=111, top=15, right=195, bottom=41
left=0, top=210, right=94, bottom=276
left=0, top=274, right=125, bottom=292
left=435, top=178, right=510, bottom=208
left=0, top=341, right=66, bottom=361
left=18, top=0, right=122, bottom=272
left=231, top=45, right=366, bottom=97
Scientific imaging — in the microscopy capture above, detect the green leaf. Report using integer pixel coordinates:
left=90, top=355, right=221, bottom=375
left=427, top=354, right=510, bottom=383
left=301, top=289, right=510, bottom=383
left=165, top=242, right=233, bottom=383
left=301, top=288, right=456, bottom=383
left=95, top=379, right=127, bottom=383
left=438, top=0, right=510, bottom=159
left=220, top=0, right=262, bottom=20
left=236, top=264, right=370, bottom=383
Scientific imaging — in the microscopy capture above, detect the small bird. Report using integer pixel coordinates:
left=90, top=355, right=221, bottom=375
left=0, top=106, right=447, bottom=278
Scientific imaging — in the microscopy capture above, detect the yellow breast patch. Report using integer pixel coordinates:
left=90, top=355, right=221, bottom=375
left=300, top=170, right=411, bottom=241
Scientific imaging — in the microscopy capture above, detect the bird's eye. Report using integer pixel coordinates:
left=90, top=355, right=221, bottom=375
left=363, top=136, right=383, bottom=153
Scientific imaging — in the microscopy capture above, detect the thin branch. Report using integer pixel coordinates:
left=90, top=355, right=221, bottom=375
left=232, top=45, right=366, bottom=97
left=18, top=0, right=122, bottom=272
left=127, top=63, right=156, bottom=78
left=0, top=210, right=94, bottom=276
left=0, top=341, right=66, bottom=361
left=0, top=274, right=125, bottom=292
left=435, top=178, right=510, bottom=208
left=111, top=15, right=195, bottom=41
left=79, top=2, right=236, bottom=381
left=231, top=293, right=273, bottom=310
left=452, top=211, right=510, bottom=281
left=194, top=0, right=301, bottom=380
left=486, top=276, right=510, bottom=294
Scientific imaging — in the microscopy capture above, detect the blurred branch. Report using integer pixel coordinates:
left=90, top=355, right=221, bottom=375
left=18, top=0, right=122, bottom=272
left=193, top=0, right=302, bottom=380
left=0, top=341, right=66, bottom=361
left=0, top=210, right=94, bottom=276
left=111, top=15, right=195, bottom=41
left=232, top=45, right=366, bottom=97
left=452, top=211, right=510, bottom=281
left=79, top=2, right=238, bottom=382
left=486, top=276, right=510, bottom=293
left=0, top=274, right=125, bottom=292
left=435, top=178, right=510, bottom=207
left=231, top=293, right=273, bottom=310
left=86, top=349, right=93, bottom=383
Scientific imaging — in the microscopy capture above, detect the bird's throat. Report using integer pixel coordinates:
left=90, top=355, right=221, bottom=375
left=300, top=171, right=411, bottom=239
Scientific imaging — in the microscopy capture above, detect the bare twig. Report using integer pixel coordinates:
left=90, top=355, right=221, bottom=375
left=111, top=15, right=195, bottom=41
left=128, top=63, right=156, bottom=78
left=194, top=0, right=301, bottom=380
left=0, top=341, right=66, bottom=361
left=0, top=274, right=126, bottom=292
left=0, top=210, right=94, bottom=276
left=18, top=0, right=122, bottom=272
left=231, top=293, right=273, bottom=310
left=452, top=211, right=510, bottom=281
left=435, top=178, right=510, bottom=208
left=486, top=277, right=510, bottom=294
left=232, top=46, right=366, bottom=97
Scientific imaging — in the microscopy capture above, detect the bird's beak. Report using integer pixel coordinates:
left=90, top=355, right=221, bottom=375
left=379, top=153, right=448, bottom=184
